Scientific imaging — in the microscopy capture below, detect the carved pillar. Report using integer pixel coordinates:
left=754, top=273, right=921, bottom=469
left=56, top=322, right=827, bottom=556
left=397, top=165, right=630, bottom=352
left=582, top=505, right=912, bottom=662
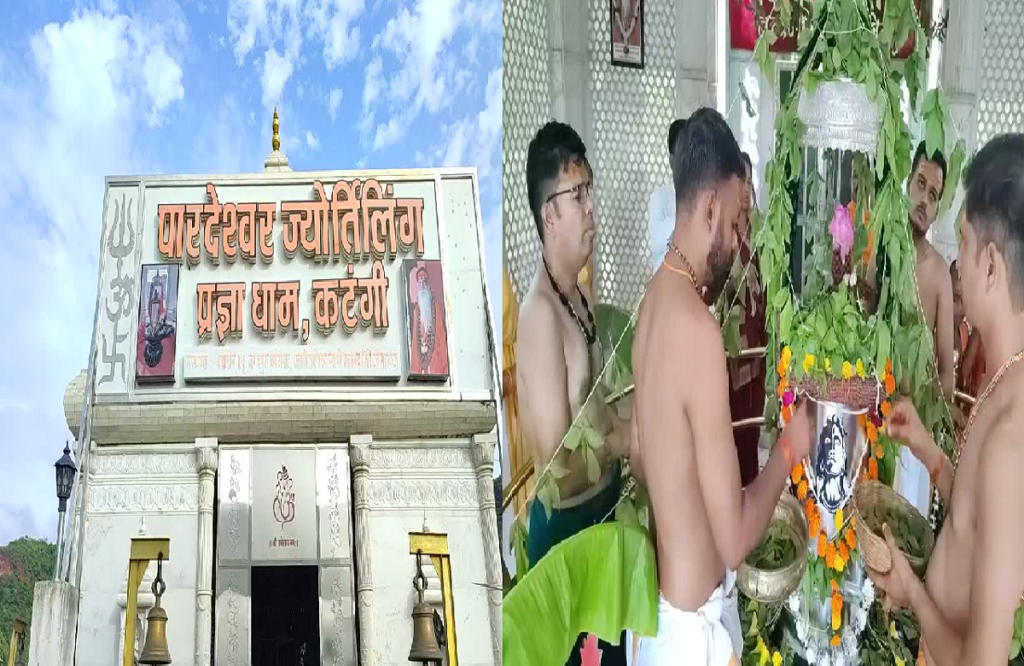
left=932, top=0, right=987, bottom=262
left=471, top=433, right=502, bottom=665
left=350, top=435, right=376, bottom=666
left=195, top=438, right=218, bottom=666
left=547, top=0, right=590, bottom=142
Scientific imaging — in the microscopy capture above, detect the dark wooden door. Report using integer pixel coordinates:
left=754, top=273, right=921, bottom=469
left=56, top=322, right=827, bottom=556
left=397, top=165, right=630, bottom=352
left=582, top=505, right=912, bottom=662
left=251, top=565, right=320, bottom=666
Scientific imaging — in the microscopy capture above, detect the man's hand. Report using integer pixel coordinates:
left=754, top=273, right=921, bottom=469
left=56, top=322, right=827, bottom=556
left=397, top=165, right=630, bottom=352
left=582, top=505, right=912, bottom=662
left=887, top=399, right=934, bottom=461
left=782, top=398, right=815, bottom=463
left=865, top=523, right=918, bottom=612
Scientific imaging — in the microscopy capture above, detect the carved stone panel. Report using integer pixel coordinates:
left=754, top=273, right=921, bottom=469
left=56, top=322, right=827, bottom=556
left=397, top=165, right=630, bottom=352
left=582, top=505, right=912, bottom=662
left=320, top=565, right=357, bottom=666
left=251, top=449, right=317, bottom=561
left=215, top=568, right=249, bottom=666
left=363, top=477, right=479, bottom=509
left=87, top=483, right=199, bottom=514
left=316, top=449, right=354, bottom=563
left=96, top=184, right=142, bottom=397
left=217, top=449, right=250, bottom=564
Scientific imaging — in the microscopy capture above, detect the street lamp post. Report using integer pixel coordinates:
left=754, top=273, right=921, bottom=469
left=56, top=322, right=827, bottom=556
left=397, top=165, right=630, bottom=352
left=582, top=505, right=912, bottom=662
left=54, top=441, right=77, bottom=581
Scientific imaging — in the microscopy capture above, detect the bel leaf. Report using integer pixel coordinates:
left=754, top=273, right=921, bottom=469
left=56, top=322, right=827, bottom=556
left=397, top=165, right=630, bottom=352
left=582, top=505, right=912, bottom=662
left=780, top=298, right=794, bottom=341
left=584, top=447, right=601, bottom=485
left=563, top=424, right=583, bottom=452
left=875, top=321, right=891, bottom=381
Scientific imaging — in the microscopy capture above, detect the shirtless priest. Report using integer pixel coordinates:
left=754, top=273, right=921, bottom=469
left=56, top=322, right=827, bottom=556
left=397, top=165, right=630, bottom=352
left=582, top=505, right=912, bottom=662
left=630, top=107, right=814, bottom=665
left=868, top=133, right=1024, bottom=665
left=516, top=121, right=630, bottom=665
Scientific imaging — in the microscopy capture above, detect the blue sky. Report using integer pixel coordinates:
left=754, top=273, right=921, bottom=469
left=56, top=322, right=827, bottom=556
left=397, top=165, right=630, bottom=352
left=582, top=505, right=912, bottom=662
left=0, top=0, right=502, bottom=546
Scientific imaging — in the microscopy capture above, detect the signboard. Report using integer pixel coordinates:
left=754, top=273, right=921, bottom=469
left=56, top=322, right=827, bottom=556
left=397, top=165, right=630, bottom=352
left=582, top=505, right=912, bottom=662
left=251, top=449, right=317, bottom=561
left=130, top=178, right=449, bottom=384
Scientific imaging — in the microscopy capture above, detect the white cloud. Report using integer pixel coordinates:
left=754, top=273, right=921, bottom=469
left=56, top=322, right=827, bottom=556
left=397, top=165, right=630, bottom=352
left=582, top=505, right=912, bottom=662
left=372, top=113, right=405, bottom=150
left=261, top=45, right=294, bottom=108
left=362, top=56, right=382, bottom=112
left=305, top=0, right=366, bottom=69
left=361, top=0, right=499, bottom=148
left=142, top=43, right=184, bottom=126
left=0, top=7, right=187, bottom=544
left=226, top=0, right=302, bottom=66
left=359, top=56, right=382, bottom=140
left=328, top=87, right=342, bottom=121
left=431, top=66, right=500, bottom=173
left=442, top=119, right=470, bottom=167
left=306, top=129, right=320, bottom=149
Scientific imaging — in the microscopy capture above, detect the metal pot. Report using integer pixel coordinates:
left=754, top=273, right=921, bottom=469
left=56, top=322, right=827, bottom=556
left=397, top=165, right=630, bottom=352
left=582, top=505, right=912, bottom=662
left=803, top=396, right=868, bottom=539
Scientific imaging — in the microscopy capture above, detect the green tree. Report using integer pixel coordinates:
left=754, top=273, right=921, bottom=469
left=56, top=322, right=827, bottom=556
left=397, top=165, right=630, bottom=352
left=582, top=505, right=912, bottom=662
left=0, top=537, right=57, bottom=660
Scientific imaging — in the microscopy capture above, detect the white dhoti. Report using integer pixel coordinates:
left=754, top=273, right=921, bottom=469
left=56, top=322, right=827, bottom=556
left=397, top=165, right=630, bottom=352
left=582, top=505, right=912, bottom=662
left=635, top=571, right=742, bottom=666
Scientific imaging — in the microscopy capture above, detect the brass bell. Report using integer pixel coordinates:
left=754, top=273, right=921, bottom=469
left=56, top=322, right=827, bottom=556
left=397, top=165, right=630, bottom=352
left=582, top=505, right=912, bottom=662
left=408, top=551, right=444, bottom=663
left=139, top=556, right=172, bottom=665
left=409, top=599, right=444, bottom=662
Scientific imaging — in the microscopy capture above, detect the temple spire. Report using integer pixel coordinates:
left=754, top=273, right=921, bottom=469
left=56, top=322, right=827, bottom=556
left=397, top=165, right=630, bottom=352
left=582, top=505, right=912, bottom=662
left=264, top=106, right=291, bottom=172
left=272, top=107, right=280, bottom=152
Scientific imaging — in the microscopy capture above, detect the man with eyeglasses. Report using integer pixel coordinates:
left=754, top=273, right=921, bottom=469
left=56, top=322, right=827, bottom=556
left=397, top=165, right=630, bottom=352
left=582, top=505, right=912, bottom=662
left=515, top=120, right=630, bottom=665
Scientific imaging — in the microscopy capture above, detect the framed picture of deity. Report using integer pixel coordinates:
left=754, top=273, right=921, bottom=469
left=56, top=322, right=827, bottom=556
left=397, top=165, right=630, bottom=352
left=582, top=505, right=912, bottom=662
left=403, top=259, right=450, bottom=382
left=136, top=263, right=179, bottom=383
left=610, top=0, right=644, bottom=69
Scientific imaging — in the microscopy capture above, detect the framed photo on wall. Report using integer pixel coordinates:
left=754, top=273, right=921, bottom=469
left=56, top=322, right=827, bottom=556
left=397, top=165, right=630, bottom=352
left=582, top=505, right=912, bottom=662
left=136, top=263, right=179, bottom=383
left=403, top=259, right=450, bottom=382
left=610, top=0, right=644, bottom=69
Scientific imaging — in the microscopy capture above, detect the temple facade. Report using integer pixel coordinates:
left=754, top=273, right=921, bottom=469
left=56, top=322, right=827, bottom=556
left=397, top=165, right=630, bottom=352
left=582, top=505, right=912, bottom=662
left=36, top=135, right=502, bottom=666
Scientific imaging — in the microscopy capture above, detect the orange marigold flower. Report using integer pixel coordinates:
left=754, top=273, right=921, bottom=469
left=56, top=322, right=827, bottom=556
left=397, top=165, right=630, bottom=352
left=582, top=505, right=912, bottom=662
left=867, top=421, right=878, bottom=443
left=838, top=541, right=849, bottom=561
left=778, top=378, right=788, bottom=398
left=886, top=357, right=892, bottom=375
left=831, top=634, right=842, bottom=647
left=826, top=542, right=837, bottom=569
left=777, top=361, right=786, bottom=378
left=791, top=464, right=803, bottom=484
left=830, top=579, right=838, bottom=592
left=817, top=532, right=827, bottom=557
left=858, top=413, right=867, bottom=429
left=782, top=404, right=793, bottom=423
left=809, top=512, right=820, bottom=538
left=862, top=229, right=874, bottom=264
left=868, top=457, right=879, bottom=479
left=881, top=400, right=892, bottom=418
left=797, top=479, right=809, bottom=501
left=875, top=445, right=884, bottom=459
left=885, top=373, right=896, bottom=396
left=845, top=528, right=857, bottom=550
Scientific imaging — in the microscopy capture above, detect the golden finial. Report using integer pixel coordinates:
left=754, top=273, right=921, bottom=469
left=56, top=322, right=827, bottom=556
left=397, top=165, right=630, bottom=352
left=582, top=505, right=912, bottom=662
left=272, top=107, right=280, bottom=152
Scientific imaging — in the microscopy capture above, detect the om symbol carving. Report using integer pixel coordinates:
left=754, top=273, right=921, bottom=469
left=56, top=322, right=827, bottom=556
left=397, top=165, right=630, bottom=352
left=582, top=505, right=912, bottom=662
left=272, top=465, right=296, bottom=529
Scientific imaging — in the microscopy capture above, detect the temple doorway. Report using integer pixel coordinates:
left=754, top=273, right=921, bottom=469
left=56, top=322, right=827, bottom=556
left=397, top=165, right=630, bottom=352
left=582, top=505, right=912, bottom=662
left=251, top=565, right=321, bottom=666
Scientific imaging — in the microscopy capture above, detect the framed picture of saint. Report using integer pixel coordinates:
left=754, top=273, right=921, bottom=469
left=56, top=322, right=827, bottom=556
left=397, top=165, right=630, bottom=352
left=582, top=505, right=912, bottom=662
left=403, top=259, right=450, bottom=381
left=136, top=263, right=179, bottom=383
left=610, top=0, right=644, bottom=69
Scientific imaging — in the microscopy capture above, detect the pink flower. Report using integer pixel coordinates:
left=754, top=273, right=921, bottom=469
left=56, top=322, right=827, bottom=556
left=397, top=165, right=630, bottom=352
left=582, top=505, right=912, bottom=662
left=783, top=389, right=795, bottom=407
left=580, top=634, right=603, bottom=666
left=829, top=203, right=854, bottom=261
